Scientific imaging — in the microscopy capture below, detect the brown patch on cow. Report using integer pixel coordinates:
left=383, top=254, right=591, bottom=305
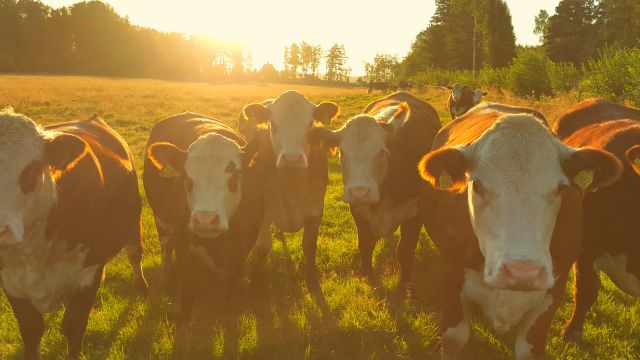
left=418, top=147, right=468, bottom=192
left=44, top=134, right=89, bottom=174
left=626, top=145, right=640, bottom=176
left=554, top=98, right=640, bottom=140
left=242, top=103, right=271, bottom=124
left=562, top=147, right=623, bottom=191
left=147, top=142, right=187, bottom=175
left=19, top=161, right=45, bottom=194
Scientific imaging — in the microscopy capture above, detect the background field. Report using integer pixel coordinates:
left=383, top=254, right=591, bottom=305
left=0, top=75, right=638, bottom=359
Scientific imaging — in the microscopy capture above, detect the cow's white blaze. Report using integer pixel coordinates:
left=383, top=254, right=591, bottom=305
left=464, top=114, right=573, bottom=290
left=183, top=133, right=242, bottom=238
left=0, top=108, right=56, bottom=247
left=450, top=83, right=463, bottom=102
left=268, top=91, right=317, bottom=168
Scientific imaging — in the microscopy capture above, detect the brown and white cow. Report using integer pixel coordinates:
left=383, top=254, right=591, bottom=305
left=143, top=112, right=265, bottom=326
left=553, top=98, right=640, bottom=341
left=446, top=83, right=487, bottom=119
left=0, top=108, right=148, bottom=360
left=307, top=91, right=441, bottom=297
left=240, top=90, right=339, bottom=293
left=418, top=103, right=622, bottom=359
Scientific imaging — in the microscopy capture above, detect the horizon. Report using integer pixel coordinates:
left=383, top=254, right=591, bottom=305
left=43, top=0, right=561, bottom=76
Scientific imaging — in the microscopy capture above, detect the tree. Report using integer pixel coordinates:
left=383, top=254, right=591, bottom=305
left=365, top=54, right=399, bottom=82
left=325, top=44, right=346, bottom=81
left=544, top=0, right=598, bottom=64
left=534, top=10, right=549, bottom=43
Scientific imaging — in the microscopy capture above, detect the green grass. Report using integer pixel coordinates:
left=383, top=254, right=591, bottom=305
left=0, top=75, right=638, bottom=359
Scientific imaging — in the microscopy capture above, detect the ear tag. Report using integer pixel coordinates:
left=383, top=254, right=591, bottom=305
left=160, top=164, right=179, bottom=178
left=634, top=158, right=640, bottom=169
left=438, top=171, right=453, bottom=190
left=572, top=169, right=594, bottom=191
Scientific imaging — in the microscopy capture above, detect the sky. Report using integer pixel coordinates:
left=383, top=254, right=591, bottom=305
left=43, top=0, right=561, bottom=75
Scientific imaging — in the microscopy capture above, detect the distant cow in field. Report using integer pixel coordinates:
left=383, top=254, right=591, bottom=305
left=418, top=103, right=622, bottom=359
left=446, top=83, right=487, bottom=119
left=240, top=91, right=339, bottom=294
left=0, top=108, right=148, bottom=360
left=553, top=98, right=640, bottom=341
left=398, top=80, right=413, bottom=92
left=368, top=81, right=389, bottom=94
left=143, top=112, right=265, bottom=327
left=307, top=91, right=441, bottom=298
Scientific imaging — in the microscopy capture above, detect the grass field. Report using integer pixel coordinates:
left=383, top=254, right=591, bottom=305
left=0, top=75, right=638, bottom=359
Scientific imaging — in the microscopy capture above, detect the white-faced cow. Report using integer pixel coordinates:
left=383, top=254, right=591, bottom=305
left=418, top=103, right=622, bottom=359
left=240, top=91, right=339, bottom=294
left=0, top=108, right=148, bottom=360
left=143, top=112, right=265, bottom=327
left=553, top=98, right=640, bottom=341
left=307, top=91, right=441, bottom=298
left=446, top=83, right=487, bottom=119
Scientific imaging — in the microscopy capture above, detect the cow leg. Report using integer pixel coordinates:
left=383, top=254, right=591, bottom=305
left=302, top=216, right=322, bottom=294
left=351, top=207, right=377, bottom=280
left=396, top=215, right=421, bottom=300
left=174, top=232, right=197, bottom=332
left=62, top=268, right=103, bottom=360
left=440, top=265, right=468, bottom=360
left=154, top=216, right=176, bottom=291
left=515, top=291, right=562, bottom=360
left=563, top=258, right=600, bottom=341
left=252, top=217, right=272, bottom=282
left=125, top=221, right=149, bottom=297
left=6, top=295, right=44, bottom=360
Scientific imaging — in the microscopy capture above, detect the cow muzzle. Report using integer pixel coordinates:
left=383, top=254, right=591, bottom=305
left=343, top=186, right=380, bottom=205
left=487, top=259, right=552, bottom=291
left=277, top=152, right=308, bottom=169
left=190, top=211, right=228, bottom=238
left=0, top=223, right=21, bottom=247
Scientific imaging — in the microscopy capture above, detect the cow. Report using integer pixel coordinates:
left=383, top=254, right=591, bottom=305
left=143, top=112, right=265, bottom=327
left=368, top=81, right=389, bottom=94
left=239, top=91, right=339, bottom=294
left=307, top=91, right=441, bottom=298
left=0, top=108, right=149, bottom=360
left=417, top=102, right=622, bottom=359
left=398, top=80, right=413, bottom=92
left=552, top=98, right=640, bottom=341
left=446, top=83, right=487, bottom=119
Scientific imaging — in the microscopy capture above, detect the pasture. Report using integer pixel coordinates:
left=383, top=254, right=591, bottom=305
left=0, top=75, right=638, bottom=359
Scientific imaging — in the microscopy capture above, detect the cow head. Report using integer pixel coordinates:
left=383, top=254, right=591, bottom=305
left=419, top=114, right=622, bottom=291
left=148, top=134, right=243, bottom=238
left=626, top=145, right=640, bottom=176
left=308, top=102, right=410, bottom=205
left=242, top=91, right=339, bottom=169
left=473, top=89, right=488, bottom=105
left=447, top=84, right=464, bottom=102
left=0, top=108, right=89, bottom=248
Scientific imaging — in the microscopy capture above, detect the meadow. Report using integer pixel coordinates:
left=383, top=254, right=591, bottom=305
left=0, top=75, right=638, bottom=359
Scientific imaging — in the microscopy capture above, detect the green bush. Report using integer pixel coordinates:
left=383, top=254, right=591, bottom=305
left=0, top=53, right=15, bottom=72
left=412, top=68, right=476, bottom=88
left=477, top=66, right=511, bottom=89
left=509, top=48, right=553, bottom=98
left=549, top=62, right=580, bottom=93
left=581, top=47, right=640, bottom=105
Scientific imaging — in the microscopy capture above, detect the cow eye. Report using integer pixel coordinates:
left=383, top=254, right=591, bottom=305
left=19, top=161, right=44, bottom=194
left=229, top=170, right=240, bottom=193
left=472, top=180, right=484, bottom=196
left=185, top=176, right=193, bottom=193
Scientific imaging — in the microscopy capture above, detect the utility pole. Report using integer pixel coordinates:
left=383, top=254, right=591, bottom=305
left=473, top=0, right=477, bottom=78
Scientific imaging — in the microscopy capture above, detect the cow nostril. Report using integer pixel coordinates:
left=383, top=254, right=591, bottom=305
left=502, top=260, right=544, bottom=280
left=0, top=225, right=8, bottom=237
left=210, top=214, right=219, bottom=225
left=348, top=187, right=370, bottom=198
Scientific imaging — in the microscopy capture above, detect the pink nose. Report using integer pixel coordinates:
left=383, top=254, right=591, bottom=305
left=348, top=186, right=371, bottom=200
left=497, top=260, right=548, bottom=290
left=0, top=225, right=16, bottom=246
left=281, top=152, right=305, bottom=167
left=192, top=211, right=220, bottom=227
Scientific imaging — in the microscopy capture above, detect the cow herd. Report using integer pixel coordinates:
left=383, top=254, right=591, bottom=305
left=0, top=89, right=639, bottom=359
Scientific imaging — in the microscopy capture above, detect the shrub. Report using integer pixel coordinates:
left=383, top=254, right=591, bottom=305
left=509, top=48, right=553, bottom=98
left=549, top=62, right=580, bottom=93
left=581, top=47, right=640, bottom=105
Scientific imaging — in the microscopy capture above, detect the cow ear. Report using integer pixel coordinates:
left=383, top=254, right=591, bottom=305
left=387, top=102, right=410, bottom=133
left=148, top=142, right=186, bottom=177
left=563, top=147, right=623, bottom=191
left=307, top=127, right=341, bottom=149
left=313, top=102, right=340, bottom=125
left=418, top=146, right=469, bottom=192
left=242, top=103, right=270, bottom=124
left=44, top=134, right=89, bottom=172
left=625, top=145, right=640, bottom=176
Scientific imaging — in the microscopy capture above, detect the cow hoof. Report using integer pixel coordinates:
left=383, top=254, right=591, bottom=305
left=562, top=328, right=584, bottom=343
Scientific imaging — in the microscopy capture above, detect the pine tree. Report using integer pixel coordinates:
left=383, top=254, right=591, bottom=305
left=544, top=0, right=598, bottom=64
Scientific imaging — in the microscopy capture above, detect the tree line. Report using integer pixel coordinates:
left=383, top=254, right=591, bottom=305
left=281, top=42, right=351, bottom=82
left=0, top=0, right=251, bottom=80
